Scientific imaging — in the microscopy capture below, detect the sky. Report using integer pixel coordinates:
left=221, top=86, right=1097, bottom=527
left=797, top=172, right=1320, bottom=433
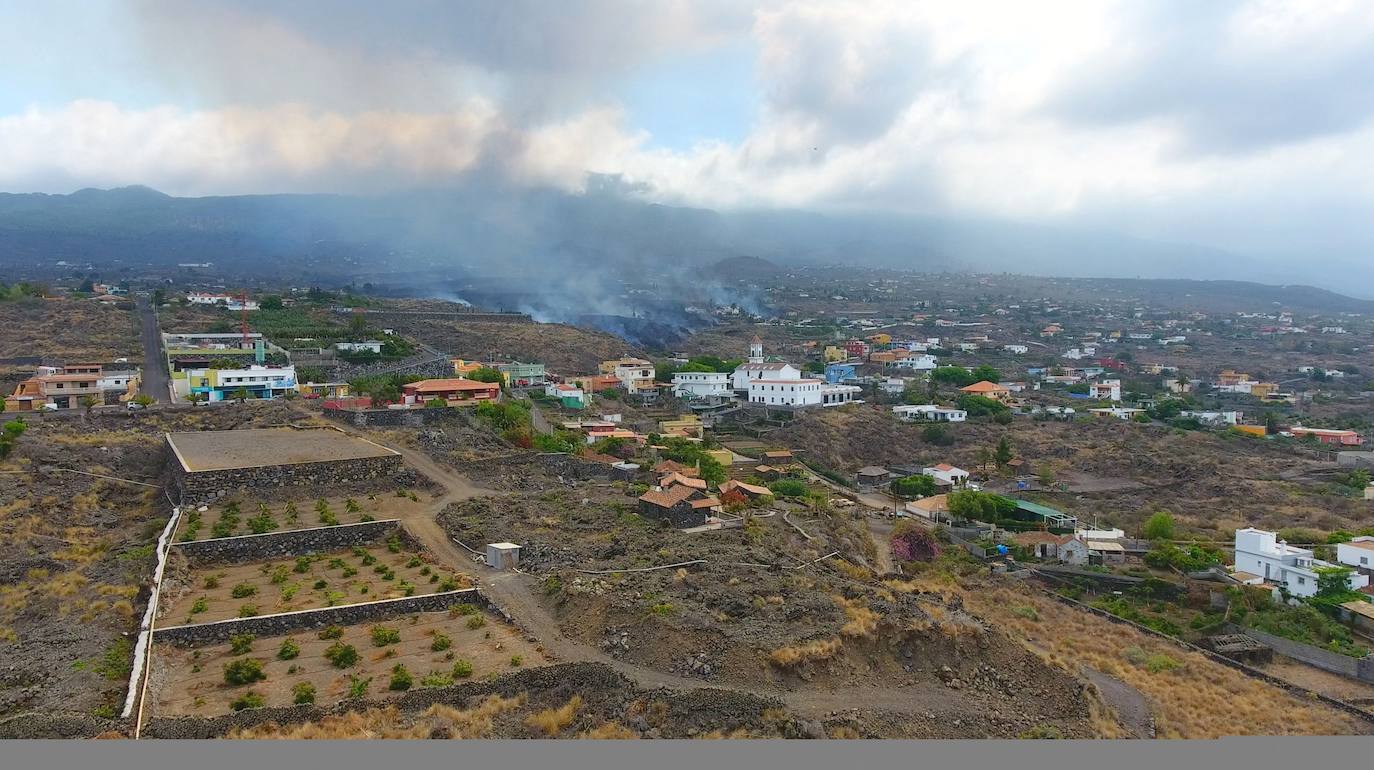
left=1, top=0, right=1373, bottom=278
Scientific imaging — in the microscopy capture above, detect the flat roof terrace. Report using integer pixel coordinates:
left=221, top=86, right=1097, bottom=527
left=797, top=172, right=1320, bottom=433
left=166, top=427, right=399, bottom=472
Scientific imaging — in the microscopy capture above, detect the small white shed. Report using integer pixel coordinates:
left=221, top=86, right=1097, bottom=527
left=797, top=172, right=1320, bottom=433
left=485, top=542, right=522, bottom=570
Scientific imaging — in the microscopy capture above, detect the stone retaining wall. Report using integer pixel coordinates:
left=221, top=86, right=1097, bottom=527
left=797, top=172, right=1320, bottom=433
left=1229, top=624, right=1374, bottom=683
left=170, top=453, right=409, bottom=506
left=141, top=662, right=626, bottom=739
left=324, top=405, right=467, bottom=428
left=1039, top=590, right=1374, bottom=725
left=155, top=589, right=487, bottom=646
left=0, top=711, right=126, bottom=739
left=170, top=519, right=400, bottom=565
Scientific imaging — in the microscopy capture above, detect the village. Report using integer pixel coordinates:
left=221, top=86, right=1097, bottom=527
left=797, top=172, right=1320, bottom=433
left=3, top=271, right=1374, bottom=739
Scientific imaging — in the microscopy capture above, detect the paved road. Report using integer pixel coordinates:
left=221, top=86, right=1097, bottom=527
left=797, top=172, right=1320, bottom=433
left=135, top=295, right=170, bottom=403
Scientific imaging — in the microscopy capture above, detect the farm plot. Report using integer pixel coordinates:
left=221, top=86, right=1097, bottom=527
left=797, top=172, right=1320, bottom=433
left=150, top=604, right=546, bottom=716
left=160, top=541, right=471, bottom=625
left=175, top=492, right=431, bottom=542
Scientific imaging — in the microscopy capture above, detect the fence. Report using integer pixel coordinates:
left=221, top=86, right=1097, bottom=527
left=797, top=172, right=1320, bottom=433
left=1229, top=624, right=1374, bottom=683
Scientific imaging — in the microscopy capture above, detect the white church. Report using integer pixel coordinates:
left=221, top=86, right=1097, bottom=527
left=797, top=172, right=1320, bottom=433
left=733, top=336, right=861, bottom=408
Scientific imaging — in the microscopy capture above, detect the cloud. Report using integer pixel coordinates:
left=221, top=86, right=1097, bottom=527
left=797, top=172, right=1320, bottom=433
left=3, top=0, right=1374, bottom=280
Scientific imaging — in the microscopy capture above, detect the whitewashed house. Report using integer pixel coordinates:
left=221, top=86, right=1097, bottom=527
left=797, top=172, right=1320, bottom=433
left=1233, top=528, right=1369, bottom=598
left=893, top=404, right=967, bottom=422
left=1089, top=379, right=1122, bottom=401
left=1336, top=537, right=1374, bottom=576
left=671, top=371, right=732, bottom=399
left=891, top=353, right=938, bottom=371
left=1003, top=344, right=1029, bottom=355
left=922, top=463, right=970, bottom=487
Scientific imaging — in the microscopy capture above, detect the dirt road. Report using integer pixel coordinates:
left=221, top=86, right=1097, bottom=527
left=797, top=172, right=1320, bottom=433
left=1081, top=666, right=1154, bottom=738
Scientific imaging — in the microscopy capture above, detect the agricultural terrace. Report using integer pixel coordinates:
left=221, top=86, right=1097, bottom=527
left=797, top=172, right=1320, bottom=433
left=166, top=427, right=398, bottom=472
left=150, top=603, right=544, bottom=716
left=160, top=540, right=471, bottom=625
left=175, top=491, right=432, bottom=542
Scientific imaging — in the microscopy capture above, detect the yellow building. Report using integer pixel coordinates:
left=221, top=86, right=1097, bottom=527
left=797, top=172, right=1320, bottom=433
left=866, top=333, right=892, bottom=346
left=451, top=358, right=484, bottom=377
left=1233, top=424, right=1267, bottom=437
left=1249, top=382, right=1279, bottom=399
left=823, top=345, right=846, bottom=362
left=298, top=382, right=350, bottom=399
left=659, top=414, right=704, bottom=439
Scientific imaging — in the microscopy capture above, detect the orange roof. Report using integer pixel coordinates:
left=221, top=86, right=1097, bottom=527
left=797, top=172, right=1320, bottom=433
left=959, top=381, right=1008, bottom=394
left=653, top=460, right=698, bottom=476
left=719, top=479, right=771, bottom=497
left=404, top=378, right=499, bottom=393
left=639, top=484, right=700, bottom=509
left=660, top=472, right=707, bottom=490
left=932, top=463, right=958, bottom=472
left=689, top=497, right=721, bottom=509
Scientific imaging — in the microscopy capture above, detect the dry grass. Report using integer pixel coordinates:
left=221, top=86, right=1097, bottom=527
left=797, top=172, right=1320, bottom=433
left=768, top=637, right=843, bottom=668
left=525, top=694, right=583, bottom=736
left=836, top=596, right=880, bottom=639
left=579, top=722, right=639, bottom=739
left=228, top=694, right=527, bottom=739
left=962, top=582, right=1368, bottom=738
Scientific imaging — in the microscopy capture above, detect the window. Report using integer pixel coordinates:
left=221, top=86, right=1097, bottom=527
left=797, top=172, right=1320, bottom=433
left=1362, top=556, right=1369, bottom=565
left=1297, top=576, right=1305, bottom=586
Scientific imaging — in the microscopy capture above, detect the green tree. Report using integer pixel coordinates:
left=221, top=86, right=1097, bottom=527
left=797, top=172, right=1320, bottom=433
left=930, top=366, right=975, bottom=387
left=890, top=474, right=937, bottom=498
left=469, top=366, right=506, bottom=385
left=971, top=365, right=1002, bottom=383
left=1142, top=511, right=1175, bottom=541
left=994, top=435, right=1013, bottom=466
left=259, top=295, right=284, bottom=310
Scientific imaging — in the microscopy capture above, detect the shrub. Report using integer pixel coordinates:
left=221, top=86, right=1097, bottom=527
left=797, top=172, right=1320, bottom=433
left=203, top=576, right=219, bottom=589
left=386, top=535, right=403, bottom=554
left=190, top=597, right=208, bottom=615
left=509, top=655, right=523, bottom=667
left=1142, top=511, right=1175, bottom=541
left=230, top=583, right=257, bottom=599
left=452, top=659, right=473, bottom=678
left=439, top=575, right=460, bottom=591
left=293, top=556, right=312, bottom=574
left=890, top=522, right=942, bottom=563
left=231, top=692, right=265, bottom=711
left=313, top=579, right=327, bottom=589
left=466, top=614, right=486, bottom=630
left=347, top=675, right=371, bottom=698
left=388, top=664, right=413, bottom=691
left=238, top=604, right=259, bottom=618
left=223, top=658, right=266, bottom=685
left=1011, top=605, right=1039, bottom=621
left=269, top=566, right=290, bottom=585
left=1145, top=653, right=1180, bottom=673
left=525, top=695, right=582, bottom=736
left=292, top=681, right=316, bottom=705
left=324, top=642, right=359, bottom=668
left=371, top=625, right=401, bottom=646
left=277, top=638, right=300, bottom=660
left=430, top=632, right=452, bottom=652
left=420, top=671, right=454, bottom=687
left=406, top=556, right=423, bottom=568
left=768, top=479, right=809, bottom=498
left=228, top=633, right=256, bottom=655
left=318, top=625, right=344, bottom=640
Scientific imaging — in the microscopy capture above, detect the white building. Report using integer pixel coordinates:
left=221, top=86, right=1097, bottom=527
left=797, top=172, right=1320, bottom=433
left=671, top=371, right=732, bottom=399
left=1180, top=410, right=1243, bottom=426
left=1003, top=345, right=1029, bottom=355
left=1336, top=537, right=1374, bottom=575
left=891, top=353, right=938, bottom=371
left=922, top=463, right=970, bottom=487
left=1062, top=348, right=1089, bottom=360
left=893, top=404, right=967, bottom=422
left=734, top=362, right=802, bottom=391
left=1089, top=407, right=1144, bottom=420
left=611, top=359, right=655, bottom=393
left=335, top=340, right=384, bottom=354
left=186, top=292, right=260, bottom=311
left=1089, top=379, right=1122, bottom=401
left=747, top=379, right=859, bottom=408
left=1233, top=528, right=1369, bottom=598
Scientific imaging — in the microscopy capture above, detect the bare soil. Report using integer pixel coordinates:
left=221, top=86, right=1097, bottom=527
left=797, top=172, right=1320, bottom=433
left=0, top=298, right=140, bottom=361
left=174, top=492, right=436, bottom=542
left=149, top=605, right=545, bottom=717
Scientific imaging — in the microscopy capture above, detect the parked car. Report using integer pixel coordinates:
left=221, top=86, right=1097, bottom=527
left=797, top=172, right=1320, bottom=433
left=126, top=402, right=145, bottom=410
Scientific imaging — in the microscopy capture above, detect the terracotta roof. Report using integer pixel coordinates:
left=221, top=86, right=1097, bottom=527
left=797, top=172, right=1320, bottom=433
left=719, top=479, right=771, bottom=497
left=404, top=378, right=499, bottom=393
left=908, top=494, right=948, bottom=512
left=931, top=463, right=959, bottom=472
left=1014, top=531, right=1073, bottom=546
left=689, top=497, right=721, bottom=509
left=579, top=451, right=622, bottom=465
left=639, top=484, right=700, bottom=509
left=763, top=450, right=793, bottom=459
left=959, top=380, right=1008, bottom=394
left=660, top=472, right=707, bottom=490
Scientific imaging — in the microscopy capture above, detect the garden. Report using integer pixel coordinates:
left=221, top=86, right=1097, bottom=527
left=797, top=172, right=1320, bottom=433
left=175, top=492, right=430, bottom=542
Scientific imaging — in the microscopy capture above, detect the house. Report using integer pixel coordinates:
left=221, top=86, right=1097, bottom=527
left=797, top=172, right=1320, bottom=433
left=658, top=472, right=707, bottom=491
left=1217, top=370, right=1250, bottom=386
left=747, top=379, right=860, bottom=408
left=602, top=358, right=655, bottom=393
left=904, top=494, right=949, bottom=520
left=1180, top=410, right=1242, bottom=426
left=958, top=381, right=1011, bottom=401
left=879, top=377, right=909, bottom=395
left=734, top=363, right=802, bottom=391
left=1089, top=407, right=1145, bottom=420
left=5, top=363, right=142, bottom=410
left=1086, top=540, right=1126, bottom=565
left=893, top=404, right=967, bottom=422
left=1089, top=379, right=1122, bottom=401
left=843, top=339, right=870, bottom=357
left=822, top=345, right=847, bottom=362
left=672, top=371, right=732, bottom=399
left=653, top=460, right=699, bottom=476
left=1013, top=532, right=1089, bottom=565
left=451, top=358, right=486, bottom=377
left=335, top=340, right=384, bottom=354
left=867, top=333, right=893, bottom=346
left=890, top=353, right=937, bottom=371
left=401, top=378, right=500, bottom=405
left=762, top=450, right=795, bottom=464
left=855, top=466, right=892, bottom=489
left=544, top=382, right=588, bottom=409
left=1003, top=345, right=1029, bottom=355
left=1233, top=528, right=1369, bottom=598
left=186, top=292, right=260, bottom=311
left=491, top=361, right=546, bottom=387
left=1287, top=427, right=1363, bottom=446
left=825, top=363, right=858, bottom=384
left=297, top=381, right=351, bottom=399
left=568, top=374, right=622, bottom=393
left=185, top=364, right=297, bottom=402
left=638, top=484, right=719, bottom=528
left=658, top=415, right=705, bottom=438
left=718, top=480, right=772, bottom=501
left=1336, top=537, right=1374, bottom=575
left=922, top=463, right=970, bottom=488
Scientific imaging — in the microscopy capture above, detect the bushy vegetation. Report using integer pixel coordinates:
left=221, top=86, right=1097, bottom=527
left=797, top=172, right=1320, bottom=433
left=658, top=436, right=727, bottom=485
left=1143, top=543, right=1223, bottom=573
left=325, top=642, right=360, bottom=668
left=292, top=681, right=316, bottom=705
left=890, top=521, right=941, bottom=562
left=223, top=658, right=266, bottom=685
left=1242, top=603, right=1369, bottom=658
left=890, top=474, right=936, bottom=498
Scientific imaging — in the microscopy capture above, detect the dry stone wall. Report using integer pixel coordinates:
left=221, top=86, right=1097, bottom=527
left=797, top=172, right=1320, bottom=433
left=170, top=454, right=409, bottom=506
left=170, top=519, right=400, bottom=565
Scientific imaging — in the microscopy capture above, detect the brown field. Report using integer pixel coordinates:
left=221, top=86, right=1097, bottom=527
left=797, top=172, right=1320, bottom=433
left=149, top=605, right=545, bottom=716
left=166, top=427, right=398, bottom=472
left=0, top=297, right=140, bottom=360
left=160, top=543, right=472, bottom=625
left=952, top=579, right=1371, bottom=738
left=174, top=492, right=434, bottom=542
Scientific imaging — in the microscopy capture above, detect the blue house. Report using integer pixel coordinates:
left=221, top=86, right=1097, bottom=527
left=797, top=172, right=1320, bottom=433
left=825, top=363, right=857, bottom=384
